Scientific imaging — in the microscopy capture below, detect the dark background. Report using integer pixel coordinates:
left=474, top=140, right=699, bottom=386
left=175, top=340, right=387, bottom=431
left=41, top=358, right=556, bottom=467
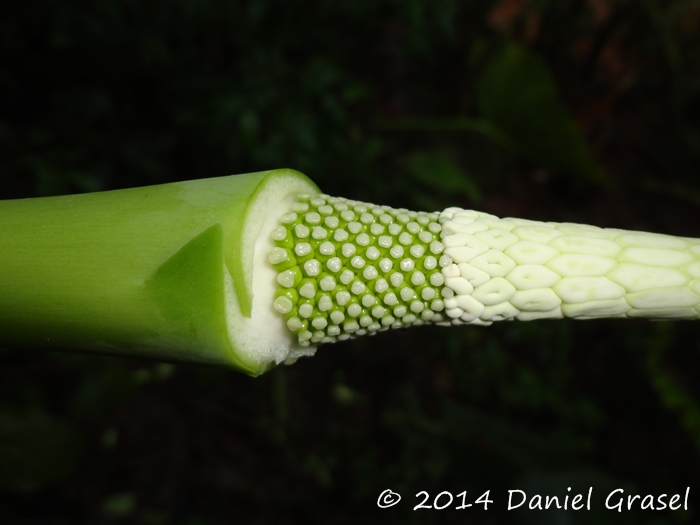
left=2, top=0, right=700, bottom=523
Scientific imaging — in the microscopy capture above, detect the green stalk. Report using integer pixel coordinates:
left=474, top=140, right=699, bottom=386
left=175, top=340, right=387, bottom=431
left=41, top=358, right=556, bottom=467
left=0, top=169, right=319, bottom=376
left=2, top=170, right=699, bottom=376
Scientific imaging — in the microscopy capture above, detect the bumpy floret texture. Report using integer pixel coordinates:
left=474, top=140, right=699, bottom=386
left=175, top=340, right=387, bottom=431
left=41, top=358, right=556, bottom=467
left=268, top=194, right=454, bottom=346
left=438, top=207, right=700, bottom=323
left=271, top=198, right=700, bottom=346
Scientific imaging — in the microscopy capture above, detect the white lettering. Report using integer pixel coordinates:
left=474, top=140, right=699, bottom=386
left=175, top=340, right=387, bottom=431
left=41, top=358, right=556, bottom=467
left=657, top=494, right=668, bottom=511
left=670, top=494, right=681, bottom=510
left=641, top=495, right=654, bottom=510
left=508, top=490, right=526, bottom=510
left=571, top=494, right=583, bottom=510
left=627, top=494, right=640, bottom=510
left=545, top=496, right=561, bottom=509
left=606, top=488, right=624, bottom=512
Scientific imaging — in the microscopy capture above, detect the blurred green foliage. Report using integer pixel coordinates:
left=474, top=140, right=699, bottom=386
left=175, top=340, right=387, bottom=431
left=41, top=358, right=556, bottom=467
left=2, top=0, right=700, bottom=523
left=0, top=409, right=83, bottom=492
left=475, top=44, right=608, bottom=185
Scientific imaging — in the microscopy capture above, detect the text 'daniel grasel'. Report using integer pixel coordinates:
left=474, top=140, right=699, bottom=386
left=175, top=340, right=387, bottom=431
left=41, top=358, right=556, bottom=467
left=376, top=487, right=691, bottom=512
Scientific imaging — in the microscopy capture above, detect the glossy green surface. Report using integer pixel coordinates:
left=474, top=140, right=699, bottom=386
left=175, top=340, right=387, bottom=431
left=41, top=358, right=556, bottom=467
left=0, top=169, right=316, bottom=374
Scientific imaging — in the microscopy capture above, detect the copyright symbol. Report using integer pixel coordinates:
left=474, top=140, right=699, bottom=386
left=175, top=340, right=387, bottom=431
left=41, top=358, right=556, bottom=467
left=377, top=489, right=401, bottom=508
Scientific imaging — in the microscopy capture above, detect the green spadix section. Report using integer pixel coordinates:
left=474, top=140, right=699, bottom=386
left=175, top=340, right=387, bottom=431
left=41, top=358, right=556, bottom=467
left=269, top=194, right=450, bottom=345
left=0, top=169, right=319, bottom=375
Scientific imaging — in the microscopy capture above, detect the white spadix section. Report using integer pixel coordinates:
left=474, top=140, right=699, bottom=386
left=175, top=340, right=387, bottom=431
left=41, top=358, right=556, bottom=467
left=226, top=172, right=320, bottom=370
left=438, top=207, right=700, bottom=324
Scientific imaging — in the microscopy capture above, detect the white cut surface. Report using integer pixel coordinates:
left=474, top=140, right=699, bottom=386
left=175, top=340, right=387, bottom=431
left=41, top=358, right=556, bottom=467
left=227, top=172, right=320, bottom=369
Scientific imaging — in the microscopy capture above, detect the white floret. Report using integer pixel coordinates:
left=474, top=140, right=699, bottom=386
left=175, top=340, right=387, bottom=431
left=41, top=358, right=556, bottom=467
left=437, top=204, right=700, bottom=324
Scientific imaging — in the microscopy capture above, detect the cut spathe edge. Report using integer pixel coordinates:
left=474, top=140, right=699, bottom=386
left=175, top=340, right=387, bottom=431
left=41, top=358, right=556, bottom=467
left=225, top=169, right=321, bottom=373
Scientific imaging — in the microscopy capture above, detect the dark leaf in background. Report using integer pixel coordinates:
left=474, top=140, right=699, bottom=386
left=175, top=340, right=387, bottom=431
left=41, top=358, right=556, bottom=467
left=403, top=148, right=481, bottom=210
left=476, top=44, right=608, bottom=185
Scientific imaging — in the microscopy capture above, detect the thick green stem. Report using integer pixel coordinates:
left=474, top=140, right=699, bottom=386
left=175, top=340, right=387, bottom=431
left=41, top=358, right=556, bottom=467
left=0, top=169, right=319, bottom=375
